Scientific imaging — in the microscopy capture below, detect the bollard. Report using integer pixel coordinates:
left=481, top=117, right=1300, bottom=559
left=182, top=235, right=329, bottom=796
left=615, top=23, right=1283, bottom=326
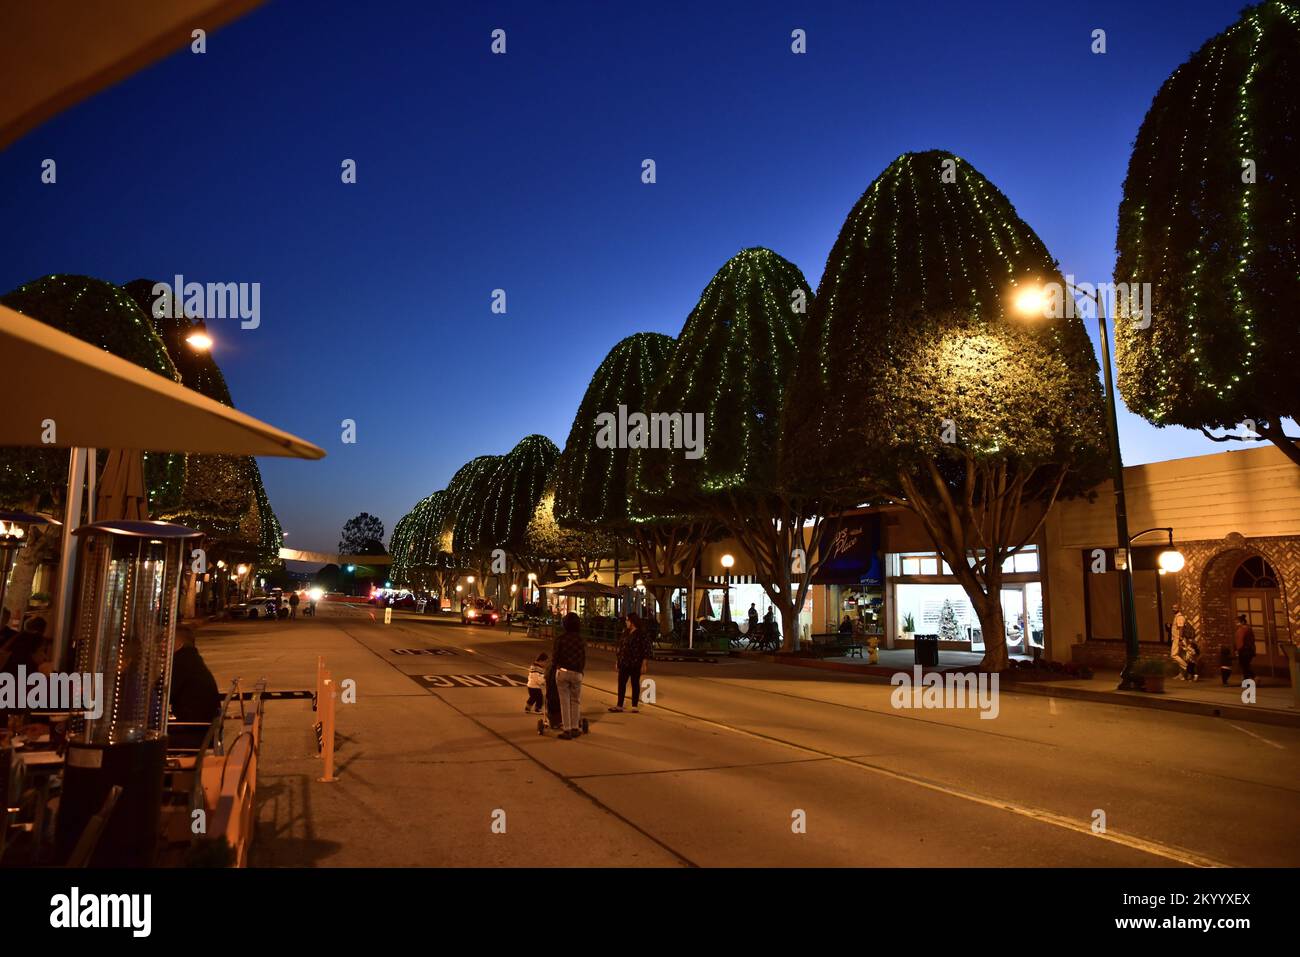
left=317, top=678, right=338, bottom=783
left=314, top=655, right=324, bottom=712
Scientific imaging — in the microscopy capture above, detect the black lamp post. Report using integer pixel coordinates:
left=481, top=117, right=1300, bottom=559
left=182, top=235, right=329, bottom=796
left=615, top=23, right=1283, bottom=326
left=1015, top=282, right=1140, bottom=689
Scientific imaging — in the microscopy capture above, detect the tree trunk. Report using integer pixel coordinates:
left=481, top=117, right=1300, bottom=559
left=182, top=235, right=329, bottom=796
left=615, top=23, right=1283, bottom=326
left=1268, top=434, right=1300, bottom=469
left=975, top=596, right=1008, bottom=671
left=3, top=522, right=61, bottom=619
left=779, top=601, right=799, bottom=653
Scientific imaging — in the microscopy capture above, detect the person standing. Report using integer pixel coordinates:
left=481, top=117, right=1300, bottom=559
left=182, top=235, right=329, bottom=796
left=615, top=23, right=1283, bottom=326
left=1169, top=611, right=1198, bottom=680
left=609, top=612, right=650, bottom=713
left=1235, top=614, right=1257, bottom=685
left=551, top=612, right=586, bottom=739
left=288, top=589, right=300, bottom=620
left=747, top=603, right=759, bottom=635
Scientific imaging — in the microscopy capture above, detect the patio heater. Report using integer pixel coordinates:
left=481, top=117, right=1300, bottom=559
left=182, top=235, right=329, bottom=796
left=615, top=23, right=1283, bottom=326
left=55, top=519, right=201, bottom=867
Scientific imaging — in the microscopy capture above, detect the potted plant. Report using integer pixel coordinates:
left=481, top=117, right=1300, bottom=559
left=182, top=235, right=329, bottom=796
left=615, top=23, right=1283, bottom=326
left=1132, top=657, right=1178, bottom=693
left=901, top=612, right=916, bottom=641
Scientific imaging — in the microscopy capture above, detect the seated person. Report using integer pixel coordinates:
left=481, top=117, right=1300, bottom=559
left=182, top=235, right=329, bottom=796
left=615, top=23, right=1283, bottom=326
left=168, top=625, right=222, bottom=748
left=839, top=615, right=853, bottom=635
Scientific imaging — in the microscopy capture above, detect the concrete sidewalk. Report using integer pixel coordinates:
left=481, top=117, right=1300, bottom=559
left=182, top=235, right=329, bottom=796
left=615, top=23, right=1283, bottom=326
left=744, top=647, right=1299, bottom=727
left=194, top=605, right=684, bottom=867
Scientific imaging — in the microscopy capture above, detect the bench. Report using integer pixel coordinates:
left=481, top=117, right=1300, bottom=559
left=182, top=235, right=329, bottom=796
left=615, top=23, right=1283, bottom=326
left=810, top=632, right=864, bottom=658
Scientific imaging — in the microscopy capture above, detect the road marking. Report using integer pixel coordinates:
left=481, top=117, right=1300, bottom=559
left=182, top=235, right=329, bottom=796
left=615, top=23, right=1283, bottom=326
left=380, top=616, right=1231, bottom=867
left=410, top=673, right=528, bottom=690
left=1226, top=722, right=1285, bottom=749
left=658, top=704, right=1228, bottom=868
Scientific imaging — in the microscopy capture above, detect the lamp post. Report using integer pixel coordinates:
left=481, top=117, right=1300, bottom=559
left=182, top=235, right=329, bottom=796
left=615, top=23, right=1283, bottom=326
left=1124, top=527, right=1185, bottom=650
left=1014, top=281, right=1141, bottom=689
left=527, top=572, right=537, bottom=604
left=721, top=553, right=735, bottom=625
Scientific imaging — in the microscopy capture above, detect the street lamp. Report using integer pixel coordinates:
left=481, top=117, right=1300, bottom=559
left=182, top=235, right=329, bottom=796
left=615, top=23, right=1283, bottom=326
left=1124, top=527, right=1185, bottom=643
left=527, top=571, right=537, bottom=603
left=721, top=553, right=735, bottom=625
left=185, top=319, right=213, bottom=352
left=1014, top=279, right=1140, bottom=688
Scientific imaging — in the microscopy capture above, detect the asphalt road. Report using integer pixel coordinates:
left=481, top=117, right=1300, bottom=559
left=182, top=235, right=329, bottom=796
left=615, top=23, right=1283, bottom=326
left=208, top=604, right=1300, bottom=868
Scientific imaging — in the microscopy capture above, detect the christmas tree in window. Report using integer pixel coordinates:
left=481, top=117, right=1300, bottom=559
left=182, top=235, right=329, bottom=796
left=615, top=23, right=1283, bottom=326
left=938, top=600, right=961, bottom=643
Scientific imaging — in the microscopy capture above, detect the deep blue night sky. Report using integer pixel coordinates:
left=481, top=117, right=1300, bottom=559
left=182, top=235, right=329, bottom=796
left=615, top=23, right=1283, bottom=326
left=1, top=0, right=1251, bottom=551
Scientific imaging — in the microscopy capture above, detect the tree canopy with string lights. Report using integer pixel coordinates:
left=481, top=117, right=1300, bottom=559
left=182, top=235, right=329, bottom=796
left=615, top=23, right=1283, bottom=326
left=1115, top=1, right=1300, bottom=465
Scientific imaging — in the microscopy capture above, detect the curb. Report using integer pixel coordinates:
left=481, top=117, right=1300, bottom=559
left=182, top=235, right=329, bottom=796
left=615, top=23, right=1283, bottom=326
left=1002, top=680, right=1300, bottom=729
left=741, top=651, right=1299, bottom=728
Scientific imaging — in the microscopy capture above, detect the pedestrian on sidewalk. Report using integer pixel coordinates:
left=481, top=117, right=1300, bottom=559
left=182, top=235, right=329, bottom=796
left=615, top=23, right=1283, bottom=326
left=1218, top=642, right=1234, bottom=685
left=525, top=653, right=547, bottom=713
left=288, top=590, right=300, bottom=620
left=1170, top=611, right=1199, bottom=680
left=552, top=612, right=586, bottom=739
left=1235, top=614, right=1257, bottom=685
left=609, top=611, right=651, bottom=713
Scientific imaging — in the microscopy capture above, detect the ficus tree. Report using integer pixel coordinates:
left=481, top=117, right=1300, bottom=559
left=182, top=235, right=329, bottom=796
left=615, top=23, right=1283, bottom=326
left=782, top=151, right=1107, bottom=670
left=632, top=248, right=832, bottom=651
left=553, top=332, right=706, bottom=634
left=1115, top=1, right=1300, bottom=465
left=122, top=278, right=283, bottom=570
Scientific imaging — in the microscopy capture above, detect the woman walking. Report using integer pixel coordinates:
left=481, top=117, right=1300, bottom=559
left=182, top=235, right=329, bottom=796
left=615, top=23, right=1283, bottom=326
left=609, top=612, right=651, bottom=713
left=552, top=612, right=586, bottom=739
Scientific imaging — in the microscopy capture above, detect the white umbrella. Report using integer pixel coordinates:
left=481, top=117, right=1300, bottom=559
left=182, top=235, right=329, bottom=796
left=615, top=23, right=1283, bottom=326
left=0, top=305, right=324, bottom=457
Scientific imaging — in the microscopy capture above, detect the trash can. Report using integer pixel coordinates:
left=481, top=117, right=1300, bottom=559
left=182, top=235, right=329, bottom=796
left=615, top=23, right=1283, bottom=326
left=914, top=634, right=939, bottom=667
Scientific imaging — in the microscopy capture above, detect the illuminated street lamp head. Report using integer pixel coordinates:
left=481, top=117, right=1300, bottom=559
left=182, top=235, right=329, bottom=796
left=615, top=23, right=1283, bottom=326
left=527, top=572, right=537, bottom=582
left=510, top=583, right=518, bottom=593
left=721, top=553, right=735, bottom=570
left=236, top=564, right=248, bottom=576
left=467, top=575, right=475, bottom=585
left=1012, top=285, right=1049, bottom=318
left=185, top=319, right=213, bottom=351
left=1158, top=549, right=1186, bottom=574
left=456, top=585, right=463, bottom=593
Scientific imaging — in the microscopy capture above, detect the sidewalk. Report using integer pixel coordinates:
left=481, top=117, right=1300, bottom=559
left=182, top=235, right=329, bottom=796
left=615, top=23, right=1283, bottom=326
left=746, top=647, right=1299, bottom=727
left=194, top=607, right=683, bottom=867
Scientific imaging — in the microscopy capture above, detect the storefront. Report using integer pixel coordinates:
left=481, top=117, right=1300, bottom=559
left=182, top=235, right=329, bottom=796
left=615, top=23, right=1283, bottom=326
left=889, top=548, right=1043, bottom=653
left=1044, top=445, right=1300, bottom=677
left=813, top=512, right=885, bottom=637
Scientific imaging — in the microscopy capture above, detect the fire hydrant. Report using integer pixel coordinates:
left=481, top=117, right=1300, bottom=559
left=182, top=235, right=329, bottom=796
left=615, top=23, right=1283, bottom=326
left=867, top=635, right=880, bottom=664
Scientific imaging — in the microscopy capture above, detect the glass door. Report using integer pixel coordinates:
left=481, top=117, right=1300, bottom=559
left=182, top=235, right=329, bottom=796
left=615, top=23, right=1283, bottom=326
left=1233, top=590, right=1286, bottom=678
left=1001, top=586, right=1027, bottom=655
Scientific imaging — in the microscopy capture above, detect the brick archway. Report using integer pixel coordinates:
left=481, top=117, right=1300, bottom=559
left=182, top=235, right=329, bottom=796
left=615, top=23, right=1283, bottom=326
left=1189, top=536, right=1296, bottom=656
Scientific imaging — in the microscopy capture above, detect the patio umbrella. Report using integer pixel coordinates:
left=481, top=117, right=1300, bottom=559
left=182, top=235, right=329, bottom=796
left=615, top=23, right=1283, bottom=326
left=96, top=449, right=149, bottom=521
left=0, top=305, right=324, bottom=457
left=1, top=0, right=266, bottom=150
left=696, top=588, right=714, bottom=619
left=556, top=580, right=617, bottom=598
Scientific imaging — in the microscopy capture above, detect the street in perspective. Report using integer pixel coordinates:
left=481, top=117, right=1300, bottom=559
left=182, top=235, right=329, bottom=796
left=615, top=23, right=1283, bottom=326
left=1, top=0, right=1295, bottom=941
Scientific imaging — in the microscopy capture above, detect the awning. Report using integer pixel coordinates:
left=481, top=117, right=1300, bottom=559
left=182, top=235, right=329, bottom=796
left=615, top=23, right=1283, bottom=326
left=0, top=304, right=324, bottom=458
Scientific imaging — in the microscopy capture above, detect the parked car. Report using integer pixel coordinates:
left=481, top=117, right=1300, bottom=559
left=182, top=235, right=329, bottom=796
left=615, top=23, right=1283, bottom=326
left=461, top=598, right=499, bottom=626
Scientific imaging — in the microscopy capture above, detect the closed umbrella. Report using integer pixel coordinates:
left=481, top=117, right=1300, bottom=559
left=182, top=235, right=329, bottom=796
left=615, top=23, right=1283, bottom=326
left=96, top=450, right=150, bottom=521
left=696, top=588, right=714, bottom=619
